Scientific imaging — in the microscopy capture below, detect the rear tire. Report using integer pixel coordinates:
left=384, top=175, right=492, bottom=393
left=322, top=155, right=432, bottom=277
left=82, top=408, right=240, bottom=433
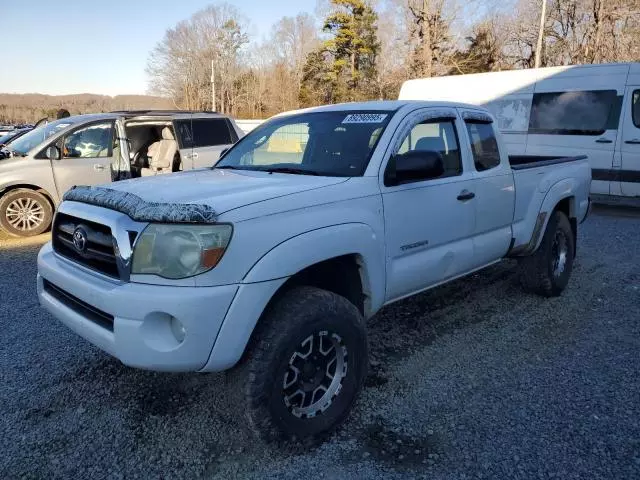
left=241, top=286, right=368, bottom=445
left=520, top=211, right=574, bottom=297
left=0, top=189, right=53, bottom=237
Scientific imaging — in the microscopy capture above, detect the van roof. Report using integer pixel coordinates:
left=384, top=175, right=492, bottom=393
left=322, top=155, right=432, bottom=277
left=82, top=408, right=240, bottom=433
left=275, top=100, right=488, bottom=117
left=48, top=111, right=228, bottom=123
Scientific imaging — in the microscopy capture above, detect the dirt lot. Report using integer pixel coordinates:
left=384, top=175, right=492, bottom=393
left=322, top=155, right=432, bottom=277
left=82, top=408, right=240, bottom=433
left=1, top=206, right=639, bottom=479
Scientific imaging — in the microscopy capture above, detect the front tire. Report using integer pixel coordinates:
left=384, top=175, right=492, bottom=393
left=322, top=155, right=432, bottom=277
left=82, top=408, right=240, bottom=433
left=520, top=211, right=574, bottom=297
left=0, top=189, right=53, bottom=237
left=243, top=286, right=368, bottom=444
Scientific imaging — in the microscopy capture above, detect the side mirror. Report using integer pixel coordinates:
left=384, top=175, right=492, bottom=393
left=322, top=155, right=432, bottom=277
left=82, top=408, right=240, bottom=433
left=385, top=150, right=444, bottom=186
left=46, top=145, right=61, bottom=160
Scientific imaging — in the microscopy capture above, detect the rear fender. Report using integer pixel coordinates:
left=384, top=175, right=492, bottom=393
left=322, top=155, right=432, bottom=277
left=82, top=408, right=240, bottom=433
left=511, top=179, right=578, bottom=256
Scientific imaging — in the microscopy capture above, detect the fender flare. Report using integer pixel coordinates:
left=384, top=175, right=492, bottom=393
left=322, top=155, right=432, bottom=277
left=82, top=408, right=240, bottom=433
left=531, top=179, right=578, bottom=253
left=242, top=222, right=386, bottom=315
left=510, top=178, right=578, bottom=257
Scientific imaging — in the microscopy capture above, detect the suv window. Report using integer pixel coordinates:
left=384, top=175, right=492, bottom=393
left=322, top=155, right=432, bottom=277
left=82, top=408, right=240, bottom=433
left=465, top=121, right=500, bottom=171
left=529, top=90, right=619, bottom=135
left=192, top=118, right=233, bottom=147
left=63, top=122, right=113, bottom=158
left=397, top=120, right=462, bottom=178
left=632, top=90, right=640, bottom=128
left=175, top=120, right=193, bottom=149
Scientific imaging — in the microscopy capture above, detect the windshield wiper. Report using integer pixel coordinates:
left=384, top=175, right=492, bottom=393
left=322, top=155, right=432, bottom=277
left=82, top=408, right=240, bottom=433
left=215, top=165, right=243, bottom=170
left=257, top=166, right=320, bottom=176
left=215, top=165, right=322, bottom=176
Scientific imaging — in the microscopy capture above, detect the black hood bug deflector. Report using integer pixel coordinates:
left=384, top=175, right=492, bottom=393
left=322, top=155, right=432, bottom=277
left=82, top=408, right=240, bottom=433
left=63, top=185, right=217, bottom=223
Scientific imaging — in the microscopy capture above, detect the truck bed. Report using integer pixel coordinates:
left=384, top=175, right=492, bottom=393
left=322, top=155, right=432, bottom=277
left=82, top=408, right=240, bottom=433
left=509, top=154, right=591, bottom=254
left=509, top=155, right=588, bottom=170
left=509, top=155, right=587, bottom=170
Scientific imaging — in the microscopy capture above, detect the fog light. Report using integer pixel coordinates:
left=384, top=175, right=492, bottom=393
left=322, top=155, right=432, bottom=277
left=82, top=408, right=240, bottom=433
left=170, top=316, right=186, bottom=343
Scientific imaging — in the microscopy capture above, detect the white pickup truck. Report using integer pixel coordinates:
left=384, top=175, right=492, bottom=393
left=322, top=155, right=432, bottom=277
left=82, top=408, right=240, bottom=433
left=37, top=101, right=591, bottom=444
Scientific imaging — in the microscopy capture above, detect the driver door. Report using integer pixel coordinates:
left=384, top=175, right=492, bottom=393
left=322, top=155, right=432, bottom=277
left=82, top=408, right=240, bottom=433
left=51, top=121, right=114, bottom=196
left=381, top=109, right=477, bottom=302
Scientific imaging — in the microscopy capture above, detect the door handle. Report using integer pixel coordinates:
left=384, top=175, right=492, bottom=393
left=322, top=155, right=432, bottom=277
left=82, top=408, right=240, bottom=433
left=93, top=164, right=106, bottom=171
left=457, top=190, right=475, bottom=201
left=192, top=152, right=199, bottom=159
left=625, top=139, right=640, bottom=145
left=595, top=138, right=612, bottom=144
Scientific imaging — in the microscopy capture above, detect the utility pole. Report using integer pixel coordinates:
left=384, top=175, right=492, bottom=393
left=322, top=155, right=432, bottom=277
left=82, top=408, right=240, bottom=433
left=534, top=0, right=547, bottom=68
left=211, top=59, right=216, bottom=112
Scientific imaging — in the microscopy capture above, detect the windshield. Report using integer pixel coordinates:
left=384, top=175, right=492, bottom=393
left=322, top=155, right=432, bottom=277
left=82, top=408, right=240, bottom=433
left=0, top=132, right=15, bottom=144
left=215, top=110, right=393, bottom=176
left=9, top=118, right=74, bottom=156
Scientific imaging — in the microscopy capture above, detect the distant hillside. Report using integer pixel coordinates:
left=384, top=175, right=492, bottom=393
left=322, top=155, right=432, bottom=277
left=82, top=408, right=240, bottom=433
left=0, top=93, right=175, bottom=123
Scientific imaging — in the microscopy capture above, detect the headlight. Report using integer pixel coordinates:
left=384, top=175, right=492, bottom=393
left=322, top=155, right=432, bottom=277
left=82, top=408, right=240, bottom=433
left=131, top=224, right=232, bottom=279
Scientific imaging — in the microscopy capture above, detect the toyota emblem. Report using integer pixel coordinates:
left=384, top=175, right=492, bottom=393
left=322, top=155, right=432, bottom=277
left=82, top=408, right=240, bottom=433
left=72, top=227, right=88, bottom=253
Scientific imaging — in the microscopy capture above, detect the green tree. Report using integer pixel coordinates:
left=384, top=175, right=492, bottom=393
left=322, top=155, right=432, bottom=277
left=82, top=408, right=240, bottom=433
left=300, top=0, right=380, bottom=106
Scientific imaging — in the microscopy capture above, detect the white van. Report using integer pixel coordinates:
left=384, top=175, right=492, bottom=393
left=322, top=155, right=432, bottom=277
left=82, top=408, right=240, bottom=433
left=399, top=63, right=640, bottom=205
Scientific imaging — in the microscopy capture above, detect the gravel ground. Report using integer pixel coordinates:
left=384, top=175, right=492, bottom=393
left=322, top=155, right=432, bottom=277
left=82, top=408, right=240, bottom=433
left=1, top=206, right=639, bottom=479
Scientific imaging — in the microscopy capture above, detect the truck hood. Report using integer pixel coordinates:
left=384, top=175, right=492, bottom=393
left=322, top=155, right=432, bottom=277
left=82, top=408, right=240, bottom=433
left=99, top=168, right=349, bottom=215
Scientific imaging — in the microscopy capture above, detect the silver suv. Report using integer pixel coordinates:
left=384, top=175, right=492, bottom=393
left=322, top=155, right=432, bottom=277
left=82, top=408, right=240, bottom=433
left=0, top=111, right=243, bottom=237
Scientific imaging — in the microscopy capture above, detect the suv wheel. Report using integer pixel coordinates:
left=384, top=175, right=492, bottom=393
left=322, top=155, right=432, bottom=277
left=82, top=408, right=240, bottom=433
left=0, top=189, right=53, bottom=237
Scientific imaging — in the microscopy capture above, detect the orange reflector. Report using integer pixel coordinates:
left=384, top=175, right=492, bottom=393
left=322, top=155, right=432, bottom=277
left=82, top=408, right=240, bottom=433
left=202, top=247, right=226, bottom=269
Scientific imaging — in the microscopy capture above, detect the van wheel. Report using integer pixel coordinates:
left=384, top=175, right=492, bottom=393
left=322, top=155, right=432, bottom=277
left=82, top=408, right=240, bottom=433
left=0, top=189, right=53, bottom=237
left=241, top=286, right=368, bottom=445
left=520, top=211, right=574, bottom=297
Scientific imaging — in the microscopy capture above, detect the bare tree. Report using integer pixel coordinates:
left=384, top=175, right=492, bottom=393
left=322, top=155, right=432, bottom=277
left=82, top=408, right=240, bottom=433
left=404, top=0, right=456, bottom=78
left=146, top=3, right=249, bottom=113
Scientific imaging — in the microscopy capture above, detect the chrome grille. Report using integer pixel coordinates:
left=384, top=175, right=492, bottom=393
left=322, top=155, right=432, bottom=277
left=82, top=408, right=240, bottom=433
left=52, top=212, right=120, bottom=278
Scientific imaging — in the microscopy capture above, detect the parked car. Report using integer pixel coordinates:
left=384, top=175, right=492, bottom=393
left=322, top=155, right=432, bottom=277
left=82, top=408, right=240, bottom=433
left=0, top=110, right=243, bottom=236
left=399, top=62, right=640, bottom=206
left=0, top=127, right=33, bottom=158
left=37, top=100, right=591, bottom=444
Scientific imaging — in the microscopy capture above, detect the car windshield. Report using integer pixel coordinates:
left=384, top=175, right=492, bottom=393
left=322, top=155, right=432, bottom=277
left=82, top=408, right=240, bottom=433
left=9, top=119, right=74, bottom=156
left=0, top=132, right=15, bottom=144
left=215, top=110, right=393, bottom=176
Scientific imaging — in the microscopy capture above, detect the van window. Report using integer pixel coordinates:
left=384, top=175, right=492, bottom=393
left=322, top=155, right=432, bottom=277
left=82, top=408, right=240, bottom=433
left=174, top=120, right=193, bottom=149
left=63, top=122, right=113, bottom=158
left=529, top=90, right=618, bottom=135
left=397, top=120, right=462, bottom=178
left=192, top=119, right=233, bottom=147
left=632, top=90, right=640, bottom=128
left=465, top=122, right=500, bottom=171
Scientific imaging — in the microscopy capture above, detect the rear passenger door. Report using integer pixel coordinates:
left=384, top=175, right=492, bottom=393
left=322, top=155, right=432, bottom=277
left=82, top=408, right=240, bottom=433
left=618, top=87, right=640, bottom=197
left=189, top=116, right=238, bottom=169
left=461, top=112, right=515, bottom=267
left=381, top=109, right=477, bottom=302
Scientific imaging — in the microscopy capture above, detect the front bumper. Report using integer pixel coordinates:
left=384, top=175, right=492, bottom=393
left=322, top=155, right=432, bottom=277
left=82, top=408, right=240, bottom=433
left=37, top=242, right=239, bottom=371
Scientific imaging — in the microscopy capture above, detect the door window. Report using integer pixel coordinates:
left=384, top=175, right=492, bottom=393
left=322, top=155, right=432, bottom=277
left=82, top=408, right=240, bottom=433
left=395, top=120, right=462, bottom=179
left=632, top=90, right=640, bottom=128
left=63, top=122, right=113, bottom=158
left=528, top=90, right=620, bottom=135
left=465, top=122, right=501, bottom=171
left=174, top=120, right=194, bottom=149
left=192, top=119, right=233, bottom=147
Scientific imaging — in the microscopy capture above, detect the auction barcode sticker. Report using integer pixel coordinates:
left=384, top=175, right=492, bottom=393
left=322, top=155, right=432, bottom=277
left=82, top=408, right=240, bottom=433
left=342, top=113, right=388, bottom=124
